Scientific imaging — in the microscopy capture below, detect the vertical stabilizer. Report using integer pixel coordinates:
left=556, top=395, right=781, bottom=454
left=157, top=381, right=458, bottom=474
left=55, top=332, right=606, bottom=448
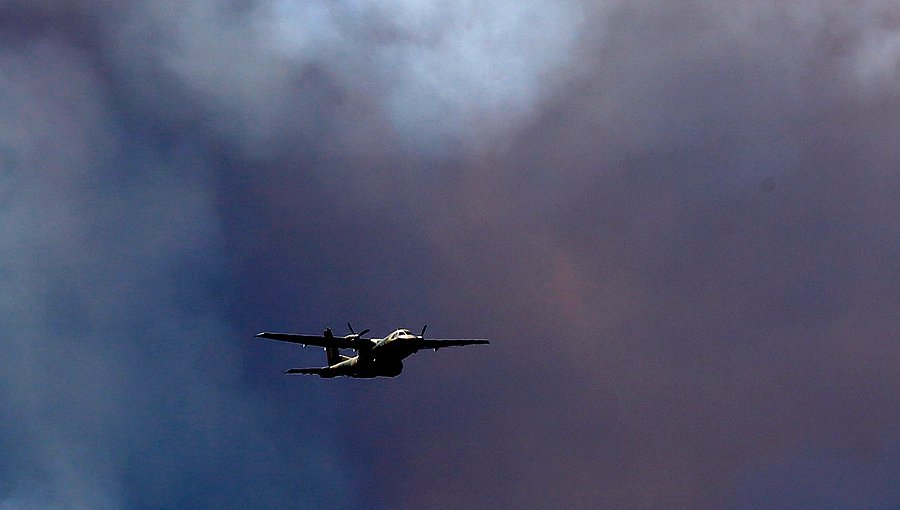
left=323, top=328, right=341, bottom=365
left=325, top=347, right=341, bottom=366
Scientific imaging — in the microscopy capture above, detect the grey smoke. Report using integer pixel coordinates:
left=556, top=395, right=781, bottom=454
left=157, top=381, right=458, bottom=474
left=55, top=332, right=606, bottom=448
left=109, top=0, right=587, bottom=158
left=0, top=34, right=346, bottom=509
left=1, top=1, right=898, bottom=509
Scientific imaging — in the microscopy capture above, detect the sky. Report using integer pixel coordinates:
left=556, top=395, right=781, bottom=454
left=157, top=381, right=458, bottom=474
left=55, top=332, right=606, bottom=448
left=0, top=1, right=898, bottom=509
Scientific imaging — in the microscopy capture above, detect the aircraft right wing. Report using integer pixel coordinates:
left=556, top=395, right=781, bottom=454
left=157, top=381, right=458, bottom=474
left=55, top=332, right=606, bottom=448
left=418, top=339, right=490, bottom=351
left=284, top=367, right=331, bottom=376
left=255, top=332, right=357, bottom=349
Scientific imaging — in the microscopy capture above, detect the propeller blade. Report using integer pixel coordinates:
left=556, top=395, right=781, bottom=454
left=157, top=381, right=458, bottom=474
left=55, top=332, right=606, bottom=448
left=347, top=322, right=355, bottom=334
left=359, top=329, right=370, bottom=337
left=420, top=324, right=428, bottom=338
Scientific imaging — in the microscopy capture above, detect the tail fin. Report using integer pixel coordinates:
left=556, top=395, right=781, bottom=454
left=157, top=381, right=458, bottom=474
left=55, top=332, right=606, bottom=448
left=323, top=327, right=342, bottom=365
left=325, top=347, right=342, bottom=365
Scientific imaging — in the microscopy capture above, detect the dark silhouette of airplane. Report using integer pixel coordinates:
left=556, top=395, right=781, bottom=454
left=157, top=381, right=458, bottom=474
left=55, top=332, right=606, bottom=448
left=254, top=324, right=489, bottom=378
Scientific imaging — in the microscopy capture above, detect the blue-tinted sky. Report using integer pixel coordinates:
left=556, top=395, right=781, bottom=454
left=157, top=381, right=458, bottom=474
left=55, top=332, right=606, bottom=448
left=1, top=1, right=898, bottom=509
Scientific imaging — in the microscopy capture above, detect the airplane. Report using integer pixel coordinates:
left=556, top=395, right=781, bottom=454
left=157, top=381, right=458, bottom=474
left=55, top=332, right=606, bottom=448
left=254, top=323, right=489, bottom=378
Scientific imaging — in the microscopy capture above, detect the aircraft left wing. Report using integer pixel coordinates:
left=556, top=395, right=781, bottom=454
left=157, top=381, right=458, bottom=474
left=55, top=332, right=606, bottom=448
left=418, top=339, right=490, bottom=351
left=254, top=332, right=357, bottom=349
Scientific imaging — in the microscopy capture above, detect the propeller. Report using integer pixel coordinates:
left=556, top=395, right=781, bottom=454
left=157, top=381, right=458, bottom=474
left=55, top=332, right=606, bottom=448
left=420, top=324, right=427, bottom=338
left=347, top=322, right=370, bottom=338
left=347, top=323, right=374, bottom=365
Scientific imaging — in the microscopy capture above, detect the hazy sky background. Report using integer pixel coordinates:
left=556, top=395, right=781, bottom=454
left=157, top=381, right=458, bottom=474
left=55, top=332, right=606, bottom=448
left=1, top=1, right=898, bottom=509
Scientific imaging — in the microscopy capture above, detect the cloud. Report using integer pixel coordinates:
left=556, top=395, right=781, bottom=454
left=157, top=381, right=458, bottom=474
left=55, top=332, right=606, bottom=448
left=108, top=0, right=588, bottom=158
left=334, top=1, right=899, bottom=508
left=0, top=35, right=347, bottom=509
left=1, top=1, right=897, bottom=509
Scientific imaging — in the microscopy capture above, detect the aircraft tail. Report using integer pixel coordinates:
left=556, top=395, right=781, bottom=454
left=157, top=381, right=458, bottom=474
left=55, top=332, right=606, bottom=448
left=325, top=347, right=342, bottom=365
left=322, top=327, right=341, bottom=365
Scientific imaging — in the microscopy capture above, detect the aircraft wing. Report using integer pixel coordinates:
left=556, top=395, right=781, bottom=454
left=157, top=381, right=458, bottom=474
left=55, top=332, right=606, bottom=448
left=254, top=332, right=357, bottom=349
left=419, top=339, right=490, bottom=351
left=284, top=367, right=330, bottom=376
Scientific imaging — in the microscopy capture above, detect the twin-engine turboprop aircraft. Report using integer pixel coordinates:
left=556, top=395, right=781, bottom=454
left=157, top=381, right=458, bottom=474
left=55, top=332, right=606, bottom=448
left=254, top=324, right=489, bottom=378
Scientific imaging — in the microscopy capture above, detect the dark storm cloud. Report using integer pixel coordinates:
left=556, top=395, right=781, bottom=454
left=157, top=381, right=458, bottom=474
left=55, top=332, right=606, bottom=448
left=1, top=1, right=898, bottom=509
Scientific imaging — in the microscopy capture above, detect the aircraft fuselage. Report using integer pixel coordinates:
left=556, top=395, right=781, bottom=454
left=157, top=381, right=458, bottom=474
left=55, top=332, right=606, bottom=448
left=321, top=329, right=421, bottom=378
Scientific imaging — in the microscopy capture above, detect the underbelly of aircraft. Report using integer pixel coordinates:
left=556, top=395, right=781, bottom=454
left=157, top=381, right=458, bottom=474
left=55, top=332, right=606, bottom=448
left=353, top=359, right=403, bottom=378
